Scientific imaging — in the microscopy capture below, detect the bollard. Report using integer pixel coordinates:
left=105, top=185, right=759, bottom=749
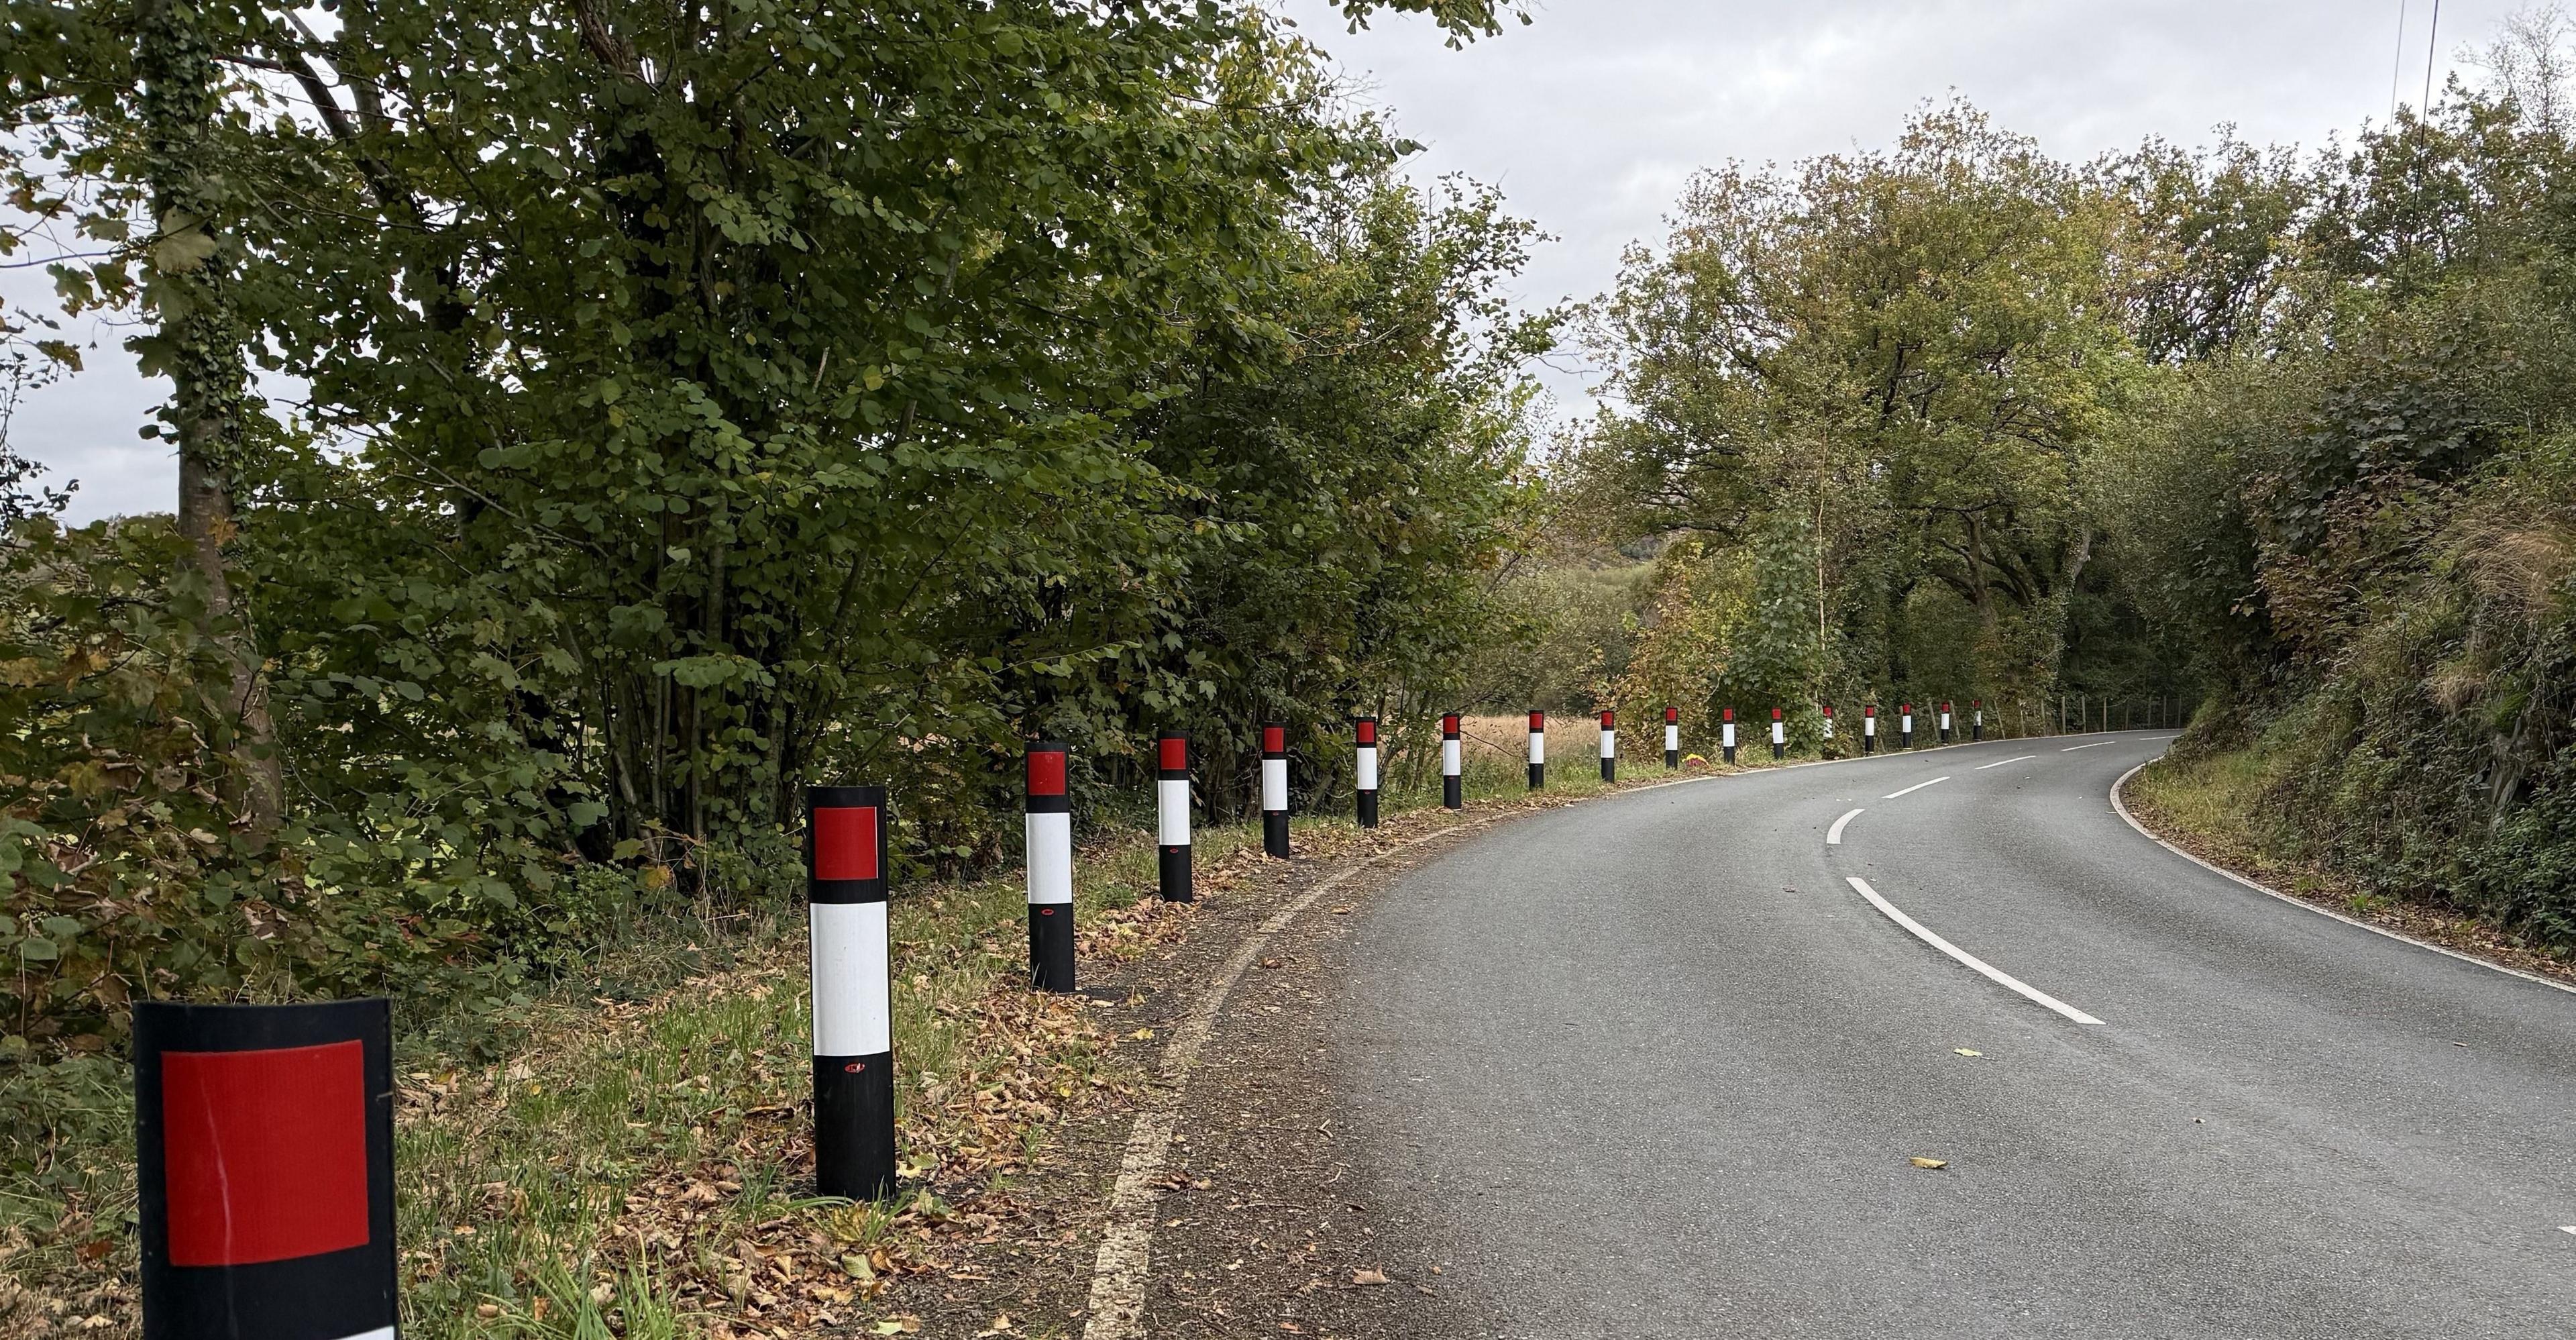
left=1972, top=700, right=1984, bottom=741
left=808, top=784, right=896, bottom=1200
left=1026, top=744, right=1076, bottom=990
left=1939, top=701, right=1953, bottom=743
left=1864, top=705, right=1878, bottom=754
left=1527, top=709, right=1546, bottom=790
left=1355, top=717, right=1381, bottom=829
left=1722, top=708, right=1737, bottom=764
left=1770, top=707, right=1786, bottom=761
left=1262, top=723, right=1291, bottom=858
left=1901, top=703, right=1915, bottom=750
left=1157, top=733, right=1192, bottom=902
left=1664, top=706, right=1680, bottom=769
left=1442, top=713, right=1464, bottom=809
left=1599, top=709, right=1617, bottom=782
left=1822, top=705, right=1837, bottom=753
left=136, top=998, right=396, bottom=1340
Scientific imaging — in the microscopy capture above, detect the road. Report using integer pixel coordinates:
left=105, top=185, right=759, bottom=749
left=1337, top=732, right=2576, bottom=1338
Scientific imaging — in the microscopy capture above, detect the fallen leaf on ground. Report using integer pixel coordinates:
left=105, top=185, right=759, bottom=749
left=1330, top=906, right=1354, bottom=915
left=1909, top=1157, right=1949, bottom=1170
left=1352, top=1268, right=1391, bottom=1286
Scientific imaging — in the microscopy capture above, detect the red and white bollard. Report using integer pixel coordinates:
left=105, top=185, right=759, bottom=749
left=1026, top=743, right=1075, bottom=991
left=1864, top=705, right=1878, bottom=754
left=1442, top=713, right=1464, bottom=809
left=1900, top=703, right=1915, bottom=750
left=1822, top=705, right=1837, bottom=755
left=1157, top=734, right=1191, bottom=902
left=1664, top=706, right=1680, bottom=769
left=1599, top=709, right=1617, bottom=782
left=1721, top=708, right=1737, bottom=764
left=1355, top=717, right=1381, bottom=828
left=808, top=784, right=896, bottom=1198
left=136, top=998, right=397, bottom=1340
left=1771, top=707, right=1786, bottom=760
left=1527, top=709, right=1546, bottom=790
left=1972, top=700, right=1984, bottom=741
left=1263, top=723, right=1290, bottom=858
left=1939, top=701, right=1954, bottom=743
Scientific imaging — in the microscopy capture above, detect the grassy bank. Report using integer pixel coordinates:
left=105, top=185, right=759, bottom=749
left=4, top=741, right=1638, bottom=1337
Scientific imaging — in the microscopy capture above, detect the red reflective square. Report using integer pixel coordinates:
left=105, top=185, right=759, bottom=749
left=161, top=1040, right=370, bottom=1267
left=1158, top=737, right=1187, bottom=770
left=812, top=805, right=880, bottom=881
left=1026, top=750, right=1067, bottom=796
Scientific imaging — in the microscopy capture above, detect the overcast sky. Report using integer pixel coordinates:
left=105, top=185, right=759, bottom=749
left=8, top=0, right=2532, bottom=520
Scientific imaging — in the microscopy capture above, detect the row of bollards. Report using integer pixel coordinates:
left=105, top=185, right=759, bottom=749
left=129, top=695, right=2025, bottom=1336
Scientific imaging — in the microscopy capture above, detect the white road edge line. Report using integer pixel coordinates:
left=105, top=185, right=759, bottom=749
left=1827, top=809, right=1864, bottom=845
left=1080, top=811, right=1527, bottom=1337
left=1882, top=776, right=1950, bottom=800
left=2110, top=762, right=2576, bottom=998
left=2061, top=741, right=2112, bottom=752
left=1845, top=876, right=2103, bottom=1025
left=1974, top=755, right=2037, bottom=770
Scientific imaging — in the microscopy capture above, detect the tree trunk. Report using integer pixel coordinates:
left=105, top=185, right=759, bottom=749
left=138, top=0, right=284, bottom=837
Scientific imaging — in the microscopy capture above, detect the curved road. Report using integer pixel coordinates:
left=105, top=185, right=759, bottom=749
left=1340, top=732, right=2576, bottom=1337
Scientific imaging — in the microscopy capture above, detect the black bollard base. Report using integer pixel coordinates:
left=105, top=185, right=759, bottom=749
left=1665, top=749, right=1680, bottom=769
left=1443, top=776, right=1462, bottom=809
left=1601, top=758, right=1615, bottom=783
left=1358, top=790, right=1379, bottom=828
left=1028, top=906, right=1075, bottom=992
left=1528, top=763, right=1545, bottom=790
left=814, top=1051, right=896, bottom=1200
left=1264, top=811, right=1290, bottom=858
left=1723, top=745, right=1736, bottom=764
left=1158, top=845, right=1193, bottom=903
left=1773, top=743, right=1785, bottom=761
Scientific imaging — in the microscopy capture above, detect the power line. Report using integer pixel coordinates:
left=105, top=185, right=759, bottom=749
left=2394, top=0, right=2408, bottom=122
left=2425, top=0, right=2443, bottom=113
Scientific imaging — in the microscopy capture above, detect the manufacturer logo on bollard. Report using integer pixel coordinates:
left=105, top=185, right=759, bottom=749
left=1040, top=907, right=1056, bottom=915
left=845, top=1061, right=865, bottom=1074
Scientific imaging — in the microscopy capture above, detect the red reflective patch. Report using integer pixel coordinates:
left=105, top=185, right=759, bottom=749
left=1039, top=907, right=1056, bottom=916
left=1442, top=715, right=1460, bottom=732
left=1026, top=749, right=1067, bottom=796
left=812, top=806, right=879, bottom=881
left=1159, top=737, right=1187, bottom=770
left=1527, top=711, right=1544, bottom=730
left=1599, top=711, right=1613, bottom=729
left=161, top=1041, right=370, bottom=1267
left=844, top=1061, right=865, bottom=1074
left=1263, top=725, right=1285, bottom=753
left=1355, top=720, right=1377, bottom=745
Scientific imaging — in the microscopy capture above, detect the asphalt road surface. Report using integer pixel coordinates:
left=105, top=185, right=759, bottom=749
left=1340, top=731, right=2576, bottom=1338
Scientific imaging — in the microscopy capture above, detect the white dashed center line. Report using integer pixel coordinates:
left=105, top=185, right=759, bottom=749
left=1975, top=755, right=2037, bottom=770
left=1845, top=877, right=2104, bottom=1025
left=1882, top=776, right=1950, bottom=800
